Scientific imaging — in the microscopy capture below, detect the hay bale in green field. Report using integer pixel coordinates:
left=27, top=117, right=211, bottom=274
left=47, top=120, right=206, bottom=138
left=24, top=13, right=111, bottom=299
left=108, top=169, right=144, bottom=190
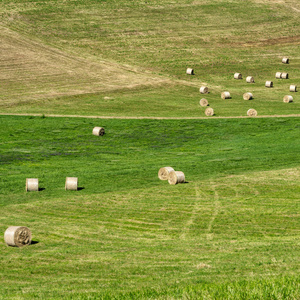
left=4, top=226, right=32, bottom=247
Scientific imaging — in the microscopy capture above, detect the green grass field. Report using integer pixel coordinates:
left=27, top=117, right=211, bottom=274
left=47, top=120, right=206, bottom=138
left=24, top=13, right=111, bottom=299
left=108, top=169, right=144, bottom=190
left=0, top=0, right=300, bottom=298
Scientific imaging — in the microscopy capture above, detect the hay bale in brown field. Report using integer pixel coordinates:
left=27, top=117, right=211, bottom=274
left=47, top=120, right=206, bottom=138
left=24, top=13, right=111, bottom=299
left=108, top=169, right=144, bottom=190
left=247, top=109, right=258, bottom=117
left=186, top=68, right=194, bottom=75
left=199, top=86, right=209, bottom=94
left=290, top=85, right=297, bottom=92
left=26, top=178, right=39, bottom=192
left=234, top=73, right=242, bottom=79
left=199, top=98, right=209, bottom=107
left=158, top=167, right=174, bottom=180
left=205, top=107, right=214, bottom=116
left=93, top=127, right=105, bottom=136
left=221, top=91, right=231, bottom=99
left=246, top=76, right=254, bottom=83
left=168, top=171, right=185, bottom=185
left=281, top=73, right=289, bottom=79
left=65, top=177, right=78, bottom=191
left=282, top=57, right=289, bottom=64
left=4, top=226, right=32, bottom=247
left=265, top=81, right=273, bottom=88
left=275, top=72, right=282, bottom=79
left=283, top=95, right=293, bottom=103
left=243, top=92, right=253, bottom=100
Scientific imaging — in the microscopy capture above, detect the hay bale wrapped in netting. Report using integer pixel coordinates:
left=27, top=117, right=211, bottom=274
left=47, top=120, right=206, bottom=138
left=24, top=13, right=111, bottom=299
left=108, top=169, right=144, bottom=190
left=4, top=226, right=32, bottom=247
left=199, top=98, right=209, bottom=107
left=168, top=171, right=185, bottom=185
left=290, top=85, right=297, bottom=92
left=158, top=167, right=174, bottom=180
left=65, top=177, right=78, bottom=191
left=26, top=178, right=39, bottom=192
left=247, top=109, right=258, bottom=117
left=283, top=95, right=293, bottom=103
left=246, top=76, right=254, bottom=83
left=234, top=73, right=242, bottom=79
left=282, top=57, right=289, bottom=64
left=243, top=92, right=253, bottom=100
left=221, top=91, right=231, bottom=99
left=205, top=107, right=214, bottom=116
left=275, top=72, right=282, bottom=79
left=265, top=81, right=273, bottom=88
left=199, top=86, right=209, bottom=94
left=186, top=68, right=194, bottom=75
left=92, top=127, right=105, bottom=136
left=281, top=73, right=289, bottom=79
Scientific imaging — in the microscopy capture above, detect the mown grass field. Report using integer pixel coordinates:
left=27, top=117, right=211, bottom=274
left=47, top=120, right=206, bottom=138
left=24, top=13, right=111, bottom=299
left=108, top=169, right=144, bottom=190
left=0, top=0, right=300, bottom=299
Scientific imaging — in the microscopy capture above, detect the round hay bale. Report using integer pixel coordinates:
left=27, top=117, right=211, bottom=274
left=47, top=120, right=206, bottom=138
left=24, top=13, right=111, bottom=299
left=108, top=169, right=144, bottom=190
left=221, top=91, right=231, bottom=99
left=247, top=109, right=258, bottom=117
left=283, top=95, right=293, bottom=103
left=282, top=57, right=289, bottom=64
left=168, top=171, right=185, bottom=185
left=275, top=72, right=282, bottom=79
left=265, top=81, right=273, bottom=88
left=186, top=68, right=194, bottom=75
left=65, top=177, right=78, bottom=191
left=243, top=92, right=253, bottom=100
left=290, top=85, right=297, bottom=92
left=158, top=167, right=174, bottom=180
left=199, top=86, right=208, bottom=94
left=234, top=73, right=242, bottom=79
left=199, top=98, right=209, bottom=107
left=92, top=127, right=105, bottom=136
left=281, top=72, right=289, bottom=79
left=246, top=76, right=254, bottom=83
left=4, top=226, right=32, bottom=247
left=205, top=107, right=214, bottom=116
left=26, top=178, right=39, bottom=192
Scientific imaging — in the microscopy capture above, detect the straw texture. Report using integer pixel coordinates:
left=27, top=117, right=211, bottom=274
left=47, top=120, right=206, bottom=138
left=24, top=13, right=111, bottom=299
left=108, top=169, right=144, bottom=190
left=234, top=73, right=242, bottom=79
left=199, top=98, right=209, bottom=107
left=4, top=226, right=32, bottom=247
left=26, top=178, right=39, bottom=192
left=243, top=92, right=253, bottom=100
left=283, top=95, right=293, bottom=103
left=265, top=81, right=273, bottom=88
left=168, top=171, right=185, bottom=185
left=65, top=177, right=78, bottom=190
left=247, top=109, right=258, bottom=117
left=246, top=76, right=254, bottom=83
left=158, top=167, right=174, bottom=180
left=199, top=86, right=208, bottom=94
left=186, top=68, right=194, bottom=75
left=205, top=107, right=214, bottom=116
left=290, top=85, right=297, bottom=92
left=221, top=91, right=231, bottom=99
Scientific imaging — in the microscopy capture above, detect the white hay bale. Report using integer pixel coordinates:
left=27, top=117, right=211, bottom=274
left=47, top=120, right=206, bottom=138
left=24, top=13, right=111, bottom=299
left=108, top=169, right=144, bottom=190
left=92, top=127, right=105, bottom=136
left=234, top=73, right=242, bottom=79
left=199, top=86, right=208, bottom=94
left=265, top=81, right=273, bottom=88
left=158, top=167, right=174, bottom=180
left=282, top=57, right=289, bottom=64
left=65, top=177, right=78, bottom=191
left=199, top=98, right=209, bottom=107
left=26, top=178, right=39, bottom=192
left=246, top=76, right=254, bottom=83
left=275, top=72, right=282, bottom=79
left=186, top=68, right=194, bottom=75
left=205, top=107, right=214, bottom=116
left=243, top=92, right=253, bottom=100
left=283, top=95, right=293, bottom=103
left=247, top=109, right=258, bottom=117
left=221, top=91, right=231, bottom=99
left=281, top=72, right=289, bottom=79
left=168, top=171, right=185, bottom=185
left=4, top=226, right=32, bottom=247
left=290, top=85, right=297, bottom=92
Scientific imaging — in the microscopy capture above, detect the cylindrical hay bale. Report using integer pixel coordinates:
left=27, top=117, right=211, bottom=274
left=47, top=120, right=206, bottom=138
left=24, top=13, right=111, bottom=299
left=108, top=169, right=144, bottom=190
left=243, top=92, right=253, bottom=100
left=247, top=109, right=258, bottom=117
left=199, top=98, right=209, bottom=107
left=186, top=68, right=194, bottom=75
left=4, top=226, right=32, bottom=247
left=205, top=107, right=214, bottom=116
left=65, top=177, right=78, bottom=191
left=158, top=167, right=174, bottom=180
left=246, top=76, right=254, bottom=83
left=221, top=91, right=231, bottom=99
left=92, top=127, right=105, bottom=136
left=199, top=86, right=208, bottom=94
left=282, top=57, right=289, bottom=64
left=168, top=171, right=185, bottom=185
left=265, top=81, right=273, bottom=88
left=234, top=73, right=242, bottom=79
left=290, top=85, right=297, bottom=92
left=26, top=178, right=39, bottom=192
left=281, top=72, right=289, bottom=79
left=283, top=95, right=293, bottom=103
left=275, top=72, right=282, bottom=79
